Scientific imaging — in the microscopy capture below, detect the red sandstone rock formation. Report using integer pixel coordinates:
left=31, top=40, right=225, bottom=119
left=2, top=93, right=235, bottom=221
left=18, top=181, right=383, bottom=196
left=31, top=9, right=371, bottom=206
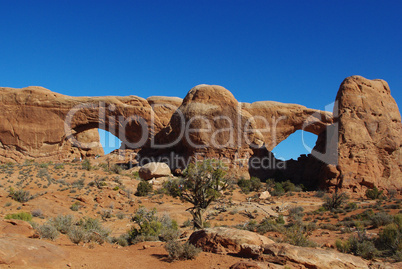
left=328, top=76, right=401, bottom=192
left=0, top=86, right=162, bottom=162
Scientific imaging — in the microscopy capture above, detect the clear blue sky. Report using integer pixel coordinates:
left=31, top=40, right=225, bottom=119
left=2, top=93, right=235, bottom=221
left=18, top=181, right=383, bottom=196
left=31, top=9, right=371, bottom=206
left=1, top=1, right=401, bottom=158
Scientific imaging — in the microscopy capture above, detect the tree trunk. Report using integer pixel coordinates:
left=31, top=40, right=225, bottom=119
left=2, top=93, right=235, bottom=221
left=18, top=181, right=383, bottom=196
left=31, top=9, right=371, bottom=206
left=190, top=208, right=204, bottom=229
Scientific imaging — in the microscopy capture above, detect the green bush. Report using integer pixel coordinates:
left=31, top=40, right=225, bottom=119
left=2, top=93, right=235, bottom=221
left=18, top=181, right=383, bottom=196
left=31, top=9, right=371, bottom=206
left=128, top=207, right=179, bottom=244
left=135, top=181, right=153, bottom=196
left=376, top=223, right=401, bottom=256
left=271, top=182, right=285, bottom=196
left=366, top=187, right=383, bottom=200
left=5, top=212, right=32, bottom=221
left=70, top=202, right=81, bottom=211
left=162, top=178, right=183, bottom=197
left=37, top=224, right=59, bottom=240
left=237, top=177, right=262, bottom=194
left=165, top=240, right=201, bottom=261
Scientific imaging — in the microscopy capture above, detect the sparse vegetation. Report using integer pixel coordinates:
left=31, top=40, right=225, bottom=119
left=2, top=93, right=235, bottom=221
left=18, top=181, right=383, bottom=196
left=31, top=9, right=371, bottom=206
left=165, top=240, right=201, bottom=261
left=322, top=191, right=348, bottom=211
left=127, top=207, right=179, bottom=244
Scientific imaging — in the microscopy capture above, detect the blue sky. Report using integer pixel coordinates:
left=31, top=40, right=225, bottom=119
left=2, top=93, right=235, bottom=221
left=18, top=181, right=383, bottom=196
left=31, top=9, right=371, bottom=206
left=1, top=1, right=401, bottom=158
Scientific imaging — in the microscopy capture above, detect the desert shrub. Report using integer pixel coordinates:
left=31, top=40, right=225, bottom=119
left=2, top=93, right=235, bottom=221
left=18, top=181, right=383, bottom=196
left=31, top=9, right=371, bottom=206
left=281, top=180, right=296, bottom=192
left=255, top=218, right=282, bottom=234
left=314, top=190, right=325, bottom=198
left=72, top=178, right=85, bottom=189
left=76, top=217, right=111, bottom=244
left=237, top=177, right=262, bottom=194
left=159, top=214, right=180, bottom=241
left=135, top=180, right=153, bottom=196
left=165, top=240, right=201, bottom=261
left=322, top=192, right=348, bottom=210
left=81, top=159, right=92, bottom=171
left=376, top=223, right=401, bottom=256
left=370, top=212, right=394, bottom=228
left=31, top=209, right=44, bottom=218
left=48, top=215, right=74, bottom=234
left=282, top=223, right=316, bottom=247
left=70, top=202, right=81, bottom=211
left=112, top=234, right=129, bottom=247
left=288, top=206, right=304, bottom=221
left=366, top=186, right=383, bottom=200
left=5, top=212, right=32, bottom=221
left=37, top=224, right=59, bottom=240
left=109, top=164, right=122, bottom=174
left=345, top=202, right=358, bottom=212
left=128, top=207, right=179, bottom=244
left=116, top=212, right=125, bottom=220
left=238, top=177, right=262, bottom=194
left=336, top=239, right=351, bottom=253
left=271, top=182, right=285, bottom=196
left=68, top=226, right=87, bottom=244
left=388, top=189, right=397, bottom=200
left=336, top=235, right=378, bottom=260
left=8, top=188, right=32, bottom=203
left=100, top=209, right=113, bottom=220
left=54, top=163, right=64, bottom=169
left=162, top=178, right=182, bottom=197
left=132, top=171, right=140, bottom=179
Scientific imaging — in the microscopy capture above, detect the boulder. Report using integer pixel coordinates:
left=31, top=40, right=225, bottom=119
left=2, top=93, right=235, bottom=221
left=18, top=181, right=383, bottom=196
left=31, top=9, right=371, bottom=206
left=259, top=191, right=271, bottom=200
left=263, top=243, right=369, bottom=269
left=188, top=227, right=274, bottom=255
left=139, top=162, right=171, bottom=180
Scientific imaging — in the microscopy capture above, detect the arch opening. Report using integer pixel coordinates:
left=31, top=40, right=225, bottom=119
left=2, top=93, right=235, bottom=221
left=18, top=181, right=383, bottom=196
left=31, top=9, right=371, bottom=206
left=98, top=129, right=122, bottom=154
left=271, top=130, right=317, bottom=160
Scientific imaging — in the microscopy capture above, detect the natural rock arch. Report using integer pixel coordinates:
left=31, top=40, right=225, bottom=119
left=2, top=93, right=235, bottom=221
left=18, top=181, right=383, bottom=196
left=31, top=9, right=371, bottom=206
left=0, top=86, right=163, bottom=162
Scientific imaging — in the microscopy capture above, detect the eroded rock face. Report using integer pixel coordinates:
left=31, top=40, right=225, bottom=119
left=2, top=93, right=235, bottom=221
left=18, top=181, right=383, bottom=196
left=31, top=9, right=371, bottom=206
left=150, top=84, right=333, bottom=172
left=0, top=78, right=400, bottom=192
left=0, top=86, right=162, bottom=162
left=323, top=76, right=401, bottom=192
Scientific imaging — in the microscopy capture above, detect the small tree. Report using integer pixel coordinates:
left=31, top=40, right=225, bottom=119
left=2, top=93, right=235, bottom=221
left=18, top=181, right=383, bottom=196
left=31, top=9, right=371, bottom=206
left=180, top=159, right=229, bottom=229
